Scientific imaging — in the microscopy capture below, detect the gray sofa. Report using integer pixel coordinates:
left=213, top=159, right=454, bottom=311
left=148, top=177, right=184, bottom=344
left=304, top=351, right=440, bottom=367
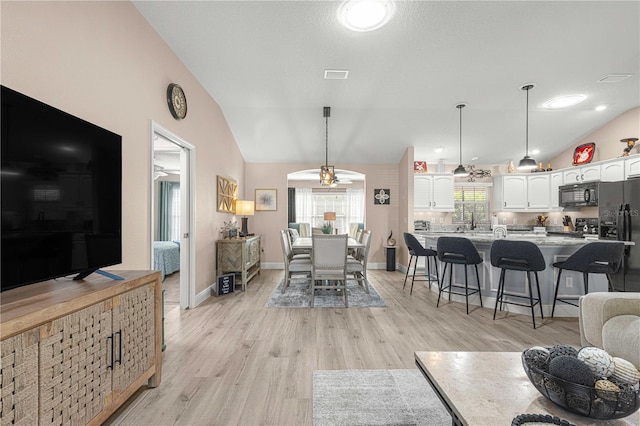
left=579, top=292, right=640, bottom=369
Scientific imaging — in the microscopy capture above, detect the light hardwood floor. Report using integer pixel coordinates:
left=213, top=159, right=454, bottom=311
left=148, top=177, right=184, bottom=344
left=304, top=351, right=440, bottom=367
left=106, top=269, right=581, bottom=426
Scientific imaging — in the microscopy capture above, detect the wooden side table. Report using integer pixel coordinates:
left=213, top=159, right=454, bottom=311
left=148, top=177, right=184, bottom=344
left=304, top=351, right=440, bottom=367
left=216, top=235, right=261, bottom=291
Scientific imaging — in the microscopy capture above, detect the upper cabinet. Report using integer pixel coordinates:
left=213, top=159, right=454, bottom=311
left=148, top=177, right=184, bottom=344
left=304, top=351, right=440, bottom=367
left=493, top=174, right=550, bottom=211
left=600, top=158, right=625, bottom=182
left=563, top=164, right=600, bottom=183
left=625, top=154, right=640, bottom=178
left=549, top=171, right=563, bottom=210
left=414, top=174, right=454, bottom=211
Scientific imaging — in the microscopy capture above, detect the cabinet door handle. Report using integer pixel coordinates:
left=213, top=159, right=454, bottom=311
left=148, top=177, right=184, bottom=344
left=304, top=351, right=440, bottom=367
left=107, top=335, right=114, bottom=369
left=115, top=330, right=122, bottom=366
left=528, top=202, right=530, bottom=207
left=428, top=202, right=431, bottom=207
left=580, top=174, right=584, bottom=181
left=433, top=202, right=436, bottom=207
left=504, top=202, right=506, bottom=207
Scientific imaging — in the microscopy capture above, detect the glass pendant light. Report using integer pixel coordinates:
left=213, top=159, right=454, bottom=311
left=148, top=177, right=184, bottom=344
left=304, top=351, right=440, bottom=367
left=518, top=84, right=537, bottom=170
left=453, top=103, right=469, bottom=177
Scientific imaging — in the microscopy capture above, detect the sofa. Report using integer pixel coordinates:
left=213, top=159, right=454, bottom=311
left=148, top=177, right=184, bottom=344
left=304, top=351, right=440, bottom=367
left=579, top=292, right=640, bottom=369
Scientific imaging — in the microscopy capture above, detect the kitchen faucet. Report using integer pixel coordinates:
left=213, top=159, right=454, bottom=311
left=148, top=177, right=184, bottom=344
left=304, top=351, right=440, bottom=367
left=470, top=212, right=476, bottom=230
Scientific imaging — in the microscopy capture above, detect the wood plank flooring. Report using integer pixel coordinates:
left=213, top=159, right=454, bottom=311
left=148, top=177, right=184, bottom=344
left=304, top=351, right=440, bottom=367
left=105, top=269, right=581, bottom=426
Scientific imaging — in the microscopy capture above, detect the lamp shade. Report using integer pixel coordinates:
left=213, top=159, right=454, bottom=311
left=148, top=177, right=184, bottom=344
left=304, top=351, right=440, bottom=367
left=323, top=212, right=336, bottom=221
left=235, top=200, right=255, bottom=216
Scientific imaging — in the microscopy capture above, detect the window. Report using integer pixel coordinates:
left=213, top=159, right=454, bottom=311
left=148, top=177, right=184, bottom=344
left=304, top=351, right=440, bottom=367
left=295, top=188, right=364, bottom=232
left=453, top=184, right=490, bottom=224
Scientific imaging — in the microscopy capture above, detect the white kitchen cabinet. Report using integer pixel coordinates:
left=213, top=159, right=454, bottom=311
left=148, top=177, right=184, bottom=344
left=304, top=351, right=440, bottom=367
left=563, top=164, right=601, bottom=183
left=493, top=175, right=527, bottom=210
left=493, top=173, right=551, bottom=211
left=527, top=174, right=550, bottom=209
left=600, top=158, right=625, bottom=182
left=414, top=174, right=454, bottom=211
left=625, top=154, right=640, bottom=178
left=550, top=171, right=563, bottom=210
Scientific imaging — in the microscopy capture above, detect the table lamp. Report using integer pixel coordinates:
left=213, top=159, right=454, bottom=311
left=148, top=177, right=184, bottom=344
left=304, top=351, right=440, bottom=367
left=236, top=200, right=255, bottom=237
left=323, top=211, right=336, bottom=234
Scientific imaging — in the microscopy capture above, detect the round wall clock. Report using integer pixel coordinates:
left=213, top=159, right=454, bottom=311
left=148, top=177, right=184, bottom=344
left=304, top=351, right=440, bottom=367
left=166, top=83, right=187, bottom=120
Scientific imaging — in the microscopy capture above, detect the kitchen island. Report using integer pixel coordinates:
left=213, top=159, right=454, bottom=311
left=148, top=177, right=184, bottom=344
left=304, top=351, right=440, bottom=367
left=414, top=232, right=626, bottom=317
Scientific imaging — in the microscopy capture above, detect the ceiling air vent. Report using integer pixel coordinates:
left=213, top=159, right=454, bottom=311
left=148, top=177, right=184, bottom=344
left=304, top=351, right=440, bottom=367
left=597, top=74, right=633, bottom=83
left=324, top=69, right=349, bottom=80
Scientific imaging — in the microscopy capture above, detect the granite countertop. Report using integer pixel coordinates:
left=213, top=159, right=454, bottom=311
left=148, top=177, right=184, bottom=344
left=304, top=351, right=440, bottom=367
left=414, top=231, right=633, bottom=246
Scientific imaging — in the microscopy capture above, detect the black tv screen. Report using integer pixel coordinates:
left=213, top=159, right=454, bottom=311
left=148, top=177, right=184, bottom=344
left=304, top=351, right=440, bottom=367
left=1, top=85, right=122, bottom=291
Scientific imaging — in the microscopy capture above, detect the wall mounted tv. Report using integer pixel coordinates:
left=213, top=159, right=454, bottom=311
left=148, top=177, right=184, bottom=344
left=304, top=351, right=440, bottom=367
left=1, top=85, right=122, bottom=292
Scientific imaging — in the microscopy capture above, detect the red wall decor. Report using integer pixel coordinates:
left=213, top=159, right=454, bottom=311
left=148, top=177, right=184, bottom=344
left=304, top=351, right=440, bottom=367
left=413, top=161, right=427, bottom=173
left=572, top=142, right=595, bottom=165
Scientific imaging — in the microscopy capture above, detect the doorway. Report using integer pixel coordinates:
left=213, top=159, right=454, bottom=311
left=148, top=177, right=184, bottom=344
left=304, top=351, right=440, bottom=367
left=150, top=121, right=195, bottom=309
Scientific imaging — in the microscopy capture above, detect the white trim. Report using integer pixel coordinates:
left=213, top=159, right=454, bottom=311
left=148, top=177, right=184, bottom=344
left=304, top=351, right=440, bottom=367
left=456, top=181, right=493, bottom=187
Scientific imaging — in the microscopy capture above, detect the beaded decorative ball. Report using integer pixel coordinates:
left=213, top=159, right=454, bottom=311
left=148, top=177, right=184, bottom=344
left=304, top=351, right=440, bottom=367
left=522, top=348, right=640, bottom=420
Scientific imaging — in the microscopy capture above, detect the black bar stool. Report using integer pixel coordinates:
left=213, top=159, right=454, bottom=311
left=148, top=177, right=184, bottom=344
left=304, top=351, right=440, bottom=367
left=403, top=232, right=439, bottom=294
left=490, top=240, right=545, bottom=328
left=436, top=236, right=483, bottom=314
left=551, top=242, right=625, bottom=317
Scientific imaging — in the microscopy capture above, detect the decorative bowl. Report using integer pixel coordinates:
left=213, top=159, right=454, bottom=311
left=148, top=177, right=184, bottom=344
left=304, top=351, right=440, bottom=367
left=522, top=351, right=640, bottom=420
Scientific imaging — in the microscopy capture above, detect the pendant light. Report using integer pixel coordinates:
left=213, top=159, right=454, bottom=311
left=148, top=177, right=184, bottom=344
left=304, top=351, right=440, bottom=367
left=453, top=103, right=469, bottom=177
left=518, top=84, right=537, bottom=170
left=320, top=106, right=337, bottom=187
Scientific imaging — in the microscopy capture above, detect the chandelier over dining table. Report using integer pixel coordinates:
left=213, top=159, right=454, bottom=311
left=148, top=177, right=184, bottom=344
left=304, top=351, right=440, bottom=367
left=320, top=106, right=337, bottom=187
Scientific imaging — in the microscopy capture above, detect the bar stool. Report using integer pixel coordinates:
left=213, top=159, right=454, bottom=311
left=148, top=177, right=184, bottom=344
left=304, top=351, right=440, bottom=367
left=490, top=240, right=545, bottom=328
left=551, top=242, right=625, bottom=317
left=436, top=236, right=483, bottom=314
left=403, top=233, right=439, bottom=294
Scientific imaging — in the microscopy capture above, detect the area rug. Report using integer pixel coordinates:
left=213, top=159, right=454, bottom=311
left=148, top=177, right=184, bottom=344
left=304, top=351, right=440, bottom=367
left=267, top=277, right=386, bottom=308
left=313, top=369, right=450, bottom=426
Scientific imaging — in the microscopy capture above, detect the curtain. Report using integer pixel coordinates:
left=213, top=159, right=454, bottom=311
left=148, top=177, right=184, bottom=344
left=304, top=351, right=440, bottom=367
left=346, top=188, right=365, bottom=225
left=288, top=187, right=296, bottom=223
left=158, top=181, right=180, bottom=241
left=295, top=187, right=314, bottom=225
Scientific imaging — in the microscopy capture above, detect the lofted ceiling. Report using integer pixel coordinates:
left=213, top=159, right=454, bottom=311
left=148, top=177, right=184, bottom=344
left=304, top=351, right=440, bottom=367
left=134, top=1, right=639, bottom=167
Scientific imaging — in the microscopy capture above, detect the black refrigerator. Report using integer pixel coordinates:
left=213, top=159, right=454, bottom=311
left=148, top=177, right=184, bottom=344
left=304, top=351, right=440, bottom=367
left=599, top=179, right=640, bottom=292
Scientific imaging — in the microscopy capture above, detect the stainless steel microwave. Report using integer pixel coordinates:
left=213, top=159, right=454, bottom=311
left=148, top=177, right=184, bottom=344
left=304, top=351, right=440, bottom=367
left=559, top=182, right=599, bottom=207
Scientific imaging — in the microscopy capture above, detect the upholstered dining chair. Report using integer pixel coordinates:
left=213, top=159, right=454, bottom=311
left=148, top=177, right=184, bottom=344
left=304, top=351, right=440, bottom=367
left=347, top=230, right=371, bottom=293
left=280, top=230, right=311, bottom=293
left=311, top=234, right=348, bottom=307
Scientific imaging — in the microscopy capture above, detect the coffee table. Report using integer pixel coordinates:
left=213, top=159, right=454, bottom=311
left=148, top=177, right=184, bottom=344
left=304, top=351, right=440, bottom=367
left=414, top=351, right=639, bottom=426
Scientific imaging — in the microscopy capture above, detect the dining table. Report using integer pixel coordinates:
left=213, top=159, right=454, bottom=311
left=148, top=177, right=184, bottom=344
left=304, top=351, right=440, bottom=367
left=291, top=236, right=365, bottom=250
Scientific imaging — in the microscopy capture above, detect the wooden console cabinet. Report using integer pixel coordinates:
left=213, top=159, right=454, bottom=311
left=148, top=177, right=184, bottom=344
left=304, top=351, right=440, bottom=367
left=0, top=270, right=162, bottom=425
left=216, top=235, right=261, bottom=291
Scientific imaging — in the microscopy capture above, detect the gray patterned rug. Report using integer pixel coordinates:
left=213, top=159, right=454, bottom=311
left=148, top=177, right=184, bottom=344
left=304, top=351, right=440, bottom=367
left=313, top=369, right=450, bottom=426
left=267, top=277, right=386, bottom=308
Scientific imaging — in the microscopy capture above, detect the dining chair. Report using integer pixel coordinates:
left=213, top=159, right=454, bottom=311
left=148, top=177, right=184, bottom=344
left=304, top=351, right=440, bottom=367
left=280, top=230, right=312, bottom=293
left=311, top=234, right=349, bottom=307
left=347, top=230, right=371, bottom=293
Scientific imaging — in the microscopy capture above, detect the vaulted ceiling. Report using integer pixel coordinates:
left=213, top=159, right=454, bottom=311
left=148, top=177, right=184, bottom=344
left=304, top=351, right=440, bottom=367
left=135, top=1, right=639, bottom=167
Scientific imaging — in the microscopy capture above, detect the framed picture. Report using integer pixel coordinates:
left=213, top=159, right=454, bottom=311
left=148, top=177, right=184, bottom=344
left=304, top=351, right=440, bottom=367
left=255, top=188, right=277, bottom=211
left=413, top=161, right=427, bottom=173
left=374, top=189, right=390, bottom=205
left=217, top=175, right=238, bottom=213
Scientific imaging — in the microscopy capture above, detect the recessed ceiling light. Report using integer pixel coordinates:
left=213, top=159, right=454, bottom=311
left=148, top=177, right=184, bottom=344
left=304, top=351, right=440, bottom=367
left=531, top=149, right=540, bottom=155
left=543, top=95, right=587, bottom=109
left=595, top=105, right=608, bottom=112
left=471, top=157, right=479, bottom=161
left=339, top=0, right=394, bottom=32
left=433, top=147, right=443, bottom=153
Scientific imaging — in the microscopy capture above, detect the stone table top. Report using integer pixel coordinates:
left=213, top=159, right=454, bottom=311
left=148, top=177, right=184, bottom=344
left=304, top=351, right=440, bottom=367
left=414, top=351, right=639, bottom=426
left=415, top=232, right=635, bottom=246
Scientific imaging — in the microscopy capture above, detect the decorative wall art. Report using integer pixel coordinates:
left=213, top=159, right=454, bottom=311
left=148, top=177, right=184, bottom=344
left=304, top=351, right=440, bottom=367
left=572, top=142, right=596, bottom=166
left=374, top=189, right=390, bottom=205
left=413, top=161, right=427, bottom=173
left=217, top=175, right=238, bottom=213
left=255, top=188, right=277, bottom=211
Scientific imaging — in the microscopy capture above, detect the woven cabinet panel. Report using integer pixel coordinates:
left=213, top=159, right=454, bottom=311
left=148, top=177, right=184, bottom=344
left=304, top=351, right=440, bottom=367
left=39, top=302, right=112, bottom=426
left=112, top=284, right=154, bottom=393
left=219, top=243, right=244, bottom=271
left=0, top=330, right=39, bottom=426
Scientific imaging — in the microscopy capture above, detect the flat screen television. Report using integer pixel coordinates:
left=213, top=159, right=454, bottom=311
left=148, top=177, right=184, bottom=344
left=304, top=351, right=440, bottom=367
left=1, top=85, right=122, bottom=291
